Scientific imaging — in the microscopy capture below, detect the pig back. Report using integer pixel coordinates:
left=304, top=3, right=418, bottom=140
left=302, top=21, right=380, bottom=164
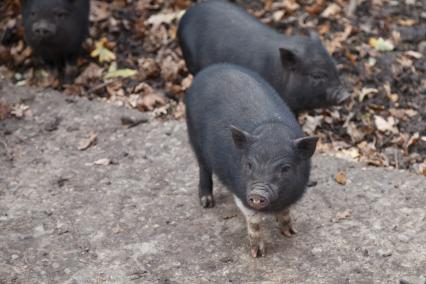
left=185, top=64, right=301, bottom=189
left=178, top=0, right=283, bottom=75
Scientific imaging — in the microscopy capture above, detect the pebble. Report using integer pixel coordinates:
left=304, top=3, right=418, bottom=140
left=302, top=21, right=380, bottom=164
left=398, top=234, right=411, bottom=243
left=377, top=249, right=392, bottom=257
left=311, top=247, right=322, bottom=255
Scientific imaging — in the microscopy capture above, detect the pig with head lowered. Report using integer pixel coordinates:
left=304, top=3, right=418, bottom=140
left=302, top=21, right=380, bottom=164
left=185, top=63, right=318, bottom=257
left=21, top=0, right=90, bottom=68
left=178, top=0, right=350, bottom=113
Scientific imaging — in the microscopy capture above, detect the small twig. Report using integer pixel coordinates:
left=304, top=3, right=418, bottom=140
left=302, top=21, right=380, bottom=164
left=0, top=139, right=9, bottom=152
left=345, top=0, right=358, bottom=17
left=394, top=149, right=399, bottom=169
left=85, top=79, right=119, bottom=95
left=120, top=116, right=149, bottom=128
left=1, top=139, right=16, bottom=162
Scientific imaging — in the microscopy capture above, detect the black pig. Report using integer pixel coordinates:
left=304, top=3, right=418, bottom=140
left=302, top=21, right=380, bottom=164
left=185, top=63, right=318, bottom=257
left=178, top=0, right=350, bottom=112
left=21, top=0, right=90, bottom=68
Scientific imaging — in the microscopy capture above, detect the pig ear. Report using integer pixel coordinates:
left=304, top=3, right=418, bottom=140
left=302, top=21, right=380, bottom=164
left=293, top=136, right=319, bottom=160
left=230, top=125, right=252, bottom=150
left=279, top=48, right=298, bottom=71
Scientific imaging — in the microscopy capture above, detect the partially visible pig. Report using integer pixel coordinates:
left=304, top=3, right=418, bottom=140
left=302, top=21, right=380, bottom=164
left=178, top=0, right=350, bottom=112
left=185, top=63, right=318, bottom=257
left=21, top=0, right=90, bottom=68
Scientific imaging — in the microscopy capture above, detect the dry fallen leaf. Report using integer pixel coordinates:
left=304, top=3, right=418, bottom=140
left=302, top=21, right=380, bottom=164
left=398, top=18, right=416, bottom=26
left=332, top=209, right=352, bottom=222
left=404, top=50, right=422, bottom=59
left=160, top=55, right=182, bottom=82
left=173, top=101, right=186, bottom=119
left=321, top=3, right=341, bottom=18
left=138, top=57, right=160, bottom=79
left=146, top=10, right=185, bottom=28
left=302, top=115, right=323, bottom=135
left=346, top=122, right=366, bottom=143
left=404, top=132, right=420, bottom=152
left=305, top=0, right=325, bottom=15
left=359, top=87, right=378, bottom=102
left=91, top=38, right=116, bottom=63
left=128, top=82, right=167, bottom=111
left=374, top=115, right=398, bottom=134
left=272, top=10, right=285, bottom=22
left=335, top=147, right=360, bottom=161
left=75, top=63, right=104, bottom=85
left=357, top=141, right=387, bottom=167
left=335, top=170, right=347, bottom=185
left=11, top=104, right=30, bottom=118
left=78, top=133, right=97, bottom=151
left=222, top=213, right=238, bottom=220
left=105, top=62, right=137, bottom=79
left=318, top=22, right=331, bottom=35
left=405, top=109, right=418, bottom=118
left=369, top=37, right=394, bottom=52
left=10, top=41, right=32, bottom=65
left=180, top=75, right=193, bottom=90
left=419, top=163, right=426, bottom=176
left=283, top=0, right=300, bottom=12
left=139, top=93, right=167, bottom=111
left=90, top=0, right=110, bottom=22
left=0, top=102, right=10, bottom=121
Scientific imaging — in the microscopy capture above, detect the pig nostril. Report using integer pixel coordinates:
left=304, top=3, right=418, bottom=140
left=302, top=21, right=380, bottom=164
left=248, top=193, right=269, bottom=209
left=34, top=27, right=53, bottom=37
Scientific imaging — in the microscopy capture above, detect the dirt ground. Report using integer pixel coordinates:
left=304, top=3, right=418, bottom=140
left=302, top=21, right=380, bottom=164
left=0, top=81, right=425, bottom=284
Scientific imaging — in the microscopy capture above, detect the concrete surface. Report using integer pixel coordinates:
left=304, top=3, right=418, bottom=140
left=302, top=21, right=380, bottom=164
left=0, top=81, right=425, bottom=284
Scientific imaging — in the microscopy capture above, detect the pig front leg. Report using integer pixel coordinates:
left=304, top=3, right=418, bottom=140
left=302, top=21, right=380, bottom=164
left=198, top=163, right=214, bottom=208
left=275, top=208, right=297, bottom=237
left=234, top=196, right=265, bottom=257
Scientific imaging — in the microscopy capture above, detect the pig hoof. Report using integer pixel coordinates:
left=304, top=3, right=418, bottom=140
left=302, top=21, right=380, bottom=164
left=200, top=194, right=215, bottom=208
left=250, top=244, right=266, bottom=258
left=336, top=90, right=351, bottom=104
left=280, top=225, right=297, bottom=237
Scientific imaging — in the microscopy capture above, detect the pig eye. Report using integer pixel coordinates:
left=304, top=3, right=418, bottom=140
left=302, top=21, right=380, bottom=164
left=55, top=11, right=67, bottom=18
left=310, top=73, right=325, bottom=81
left=246, top=161, right=253, bottom=170
left=280, top=165, right=290, bottom=174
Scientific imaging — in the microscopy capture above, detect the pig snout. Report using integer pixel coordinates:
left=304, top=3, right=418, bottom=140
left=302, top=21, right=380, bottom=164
left=327, top=85, right=351, bottom=105
left=247, top=185, right=278, bottom=210
left=248, top=192, right=269, bottom=210
left=32, top=20, right=56, bottom=39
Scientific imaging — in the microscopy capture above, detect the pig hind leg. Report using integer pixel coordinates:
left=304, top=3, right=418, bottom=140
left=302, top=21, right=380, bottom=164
left=275, top=208, right=297, bottom=237
left=198, top=162, right=214, bottom=208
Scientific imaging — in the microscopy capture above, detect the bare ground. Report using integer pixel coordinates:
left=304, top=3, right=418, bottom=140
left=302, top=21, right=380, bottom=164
left=0, top=81, right=425, bottom=284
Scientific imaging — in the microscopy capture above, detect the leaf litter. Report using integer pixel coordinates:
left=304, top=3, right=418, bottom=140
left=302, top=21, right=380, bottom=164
left=0, top=0, right=425, bottom=175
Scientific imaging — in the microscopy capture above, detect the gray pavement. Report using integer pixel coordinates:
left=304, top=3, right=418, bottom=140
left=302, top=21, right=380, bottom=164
left=0, top=81, right=425, bottom=284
